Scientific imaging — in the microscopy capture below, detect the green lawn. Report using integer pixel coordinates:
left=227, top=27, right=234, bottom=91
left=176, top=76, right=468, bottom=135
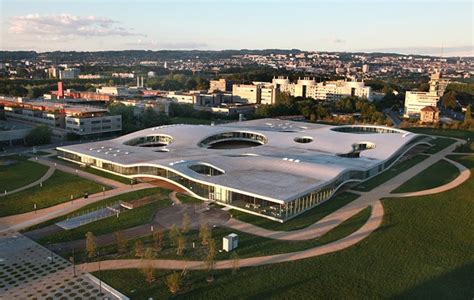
left=0, top=170, right=105, bottom=217
left=229, top=192, right=359, bottom=231
left=71, top=206, right=370, bottom=264
left=425, top=137, right=457, bottom=154
left=353, top=154, right=429, bottom=192
left=50, top=156, right=131, bottom=184
left=454, top=142, right=474, bottom=153
left=23, top=187, right=169, bottom=232
left=38, top=197, right=172, bottom=244
left=176, top=193, right=202, bottom=204
left=392, top=159, right=460, bottom=193
left=95, top=155, right=474, bottom=299
left=407, top=127, right=474, bottom=140
left=0, top=155, right=49, bottom=192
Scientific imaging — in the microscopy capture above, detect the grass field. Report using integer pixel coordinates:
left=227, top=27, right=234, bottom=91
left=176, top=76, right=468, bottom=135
left=353, top=154, right=429, bottom=192
left=94, top=155, right=474, bottom=299
left=71, top=206, right=370, bottom=264
left=392, top=159, right=460, bottom=193
left=23, top=187, right=169, bottom=232
left=424, top=137, right=457, bottom=154
left=0, top=170, right=105, bottom=217
left=407, top=127, right=474, bottom=140
left=229, top=192, right=359, bottom=231
left=50, top=157, right=131, bottom=184
left=0, top=155, right=49, bottom=192
left=38, top=197, right=173, bottom=244
left=176, top=193, right=202, bottom=204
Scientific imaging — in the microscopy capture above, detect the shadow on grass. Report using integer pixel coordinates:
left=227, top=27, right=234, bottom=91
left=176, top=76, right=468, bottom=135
left=394, top=262, right=474, bottom=299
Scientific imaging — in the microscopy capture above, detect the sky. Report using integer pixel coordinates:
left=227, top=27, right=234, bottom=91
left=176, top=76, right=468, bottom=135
left=0, top=0, right=472, bottom=56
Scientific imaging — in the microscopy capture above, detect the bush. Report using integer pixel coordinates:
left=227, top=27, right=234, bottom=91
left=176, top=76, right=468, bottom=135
left=24, top=125, right=52, bottom=146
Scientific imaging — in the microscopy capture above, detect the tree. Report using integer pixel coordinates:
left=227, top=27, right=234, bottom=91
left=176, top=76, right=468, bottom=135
left=169, top=224, right=180, bottom=246
left=134, top=240, right=144, bottom=258
left=464, top=105, right=472, bottom=122
left=108, top=102, right=138, bottom=133
left=139, top=107, right=169, bottom=128
left=181, top=213, right=190, bottom=234
left=152, top=229, right=164, bottom=252
left=141, top=247, right=155, bottom=284
left=164, top=272, right=181, bottom=294
left=199, top=223, right=211, bottom=245
left=115, top=231, right=128, bottom=255
left=443, top=91, right=458, bottom=109
left=24, top=125, right=52, bottom=147
left=176, top=235, right=186, bottom=256
left=205, top=238, right=217, bottom=282
left=231, top=252, right=240, bottom=275
left=85, top=232, right=97, bottom=258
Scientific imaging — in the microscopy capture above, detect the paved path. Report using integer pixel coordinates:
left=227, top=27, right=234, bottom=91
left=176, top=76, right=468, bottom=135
left=0, top=183, right=153, bottom=232
left=389, top=157, right=471, bottom=198
left=1, top=161, right=55, bottom=196
left=36, top=157, right=126, bottom=189
left=79, top=200, right=384, bottom=271
left=47, top=202, right=230, bottom=252
left=223, top=138, right=466, bottom=241
left=169, top=191, right=182, bottom=205
left=5, top=135, right=472, bottom=272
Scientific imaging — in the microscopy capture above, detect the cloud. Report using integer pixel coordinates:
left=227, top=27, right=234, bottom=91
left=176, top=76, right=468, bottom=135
left=332, top=38, right=346, bottom=44
left=8, top=14, right=145, bottom=39
left=124, top=40, right=208, bottom=50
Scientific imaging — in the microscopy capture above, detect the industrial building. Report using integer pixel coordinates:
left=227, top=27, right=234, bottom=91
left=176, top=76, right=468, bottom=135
left=57, top=119, right=431, bottom=222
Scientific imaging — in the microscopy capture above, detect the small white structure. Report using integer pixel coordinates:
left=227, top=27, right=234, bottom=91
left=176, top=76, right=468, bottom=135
left=223, top=233, right=239, bottom=252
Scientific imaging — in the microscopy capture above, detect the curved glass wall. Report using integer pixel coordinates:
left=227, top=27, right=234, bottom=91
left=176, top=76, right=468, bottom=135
left=331, top=126, right=404, bottom=134
left=57, top=135, right=431, bottom=222
left=198, top=131, right=268, bottom=148
left=124, top=135, right=173, bottom=147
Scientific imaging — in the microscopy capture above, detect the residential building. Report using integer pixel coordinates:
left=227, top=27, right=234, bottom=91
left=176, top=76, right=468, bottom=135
left=420, top=106, right=440, bottom=123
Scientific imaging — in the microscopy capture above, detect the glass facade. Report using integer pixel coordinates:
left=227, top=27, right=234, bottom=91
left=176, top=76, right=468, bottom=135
left=57, top=135, right=431, bottom=222
left=198, top=131, right=268, bottom=148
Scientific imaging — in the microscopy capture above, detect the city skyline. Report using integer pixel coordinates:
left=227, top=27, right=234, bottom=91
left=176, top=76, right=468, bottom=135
left=0, top=0, right=472, bottom=56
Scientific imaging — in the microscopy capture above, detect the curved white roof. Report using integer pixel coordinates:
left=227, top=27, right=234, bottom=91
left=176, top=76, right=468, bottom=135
left=59, top=118, right=420, bottom=202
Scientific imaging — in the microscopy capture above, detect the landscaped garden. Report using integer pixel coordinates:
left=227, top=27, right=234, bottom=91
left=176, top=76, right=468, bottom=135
left=0, top=170, right=106, bottom=217
left=0, top=155, right=49, bottom=192
left=66, top=206, right=371, bottom=265
left=38, top=196, right=172, bottom=244
left=93, top=155, right=474, bottom=299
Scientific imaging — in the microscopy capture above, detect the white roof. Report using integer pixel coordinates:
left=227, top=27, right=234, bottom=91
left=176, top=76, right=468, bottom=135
left=59, top=118, right=420, bottom=202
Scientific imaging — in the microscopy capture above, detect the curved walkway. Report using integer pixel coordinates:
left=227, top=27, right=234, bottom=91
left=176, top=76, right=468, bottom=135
left=0, top=183, right=153, bottom=232
left=5, top=135, right=473, bottom=272
left=389, top=157, right=471, bottom=198
left=79, top=200, right=384, bottom=271
left=1, top=162, right=54, bottom=196
left=36, top=157, right=127, bottom=189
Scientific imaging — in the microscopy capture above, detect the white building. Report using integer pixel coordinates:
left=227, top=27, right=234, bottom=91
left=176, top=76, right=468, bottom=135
left=96, top=86, right=129, bottom=96
left=404, top=91, right=439, bottom=118
left=57, top=119, right=431, bottom=222
left=403, top=70, right=448, bottom=118
left=271, top=77, right=372, bottom=101
left=232, top=83, right=276, bottom=105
